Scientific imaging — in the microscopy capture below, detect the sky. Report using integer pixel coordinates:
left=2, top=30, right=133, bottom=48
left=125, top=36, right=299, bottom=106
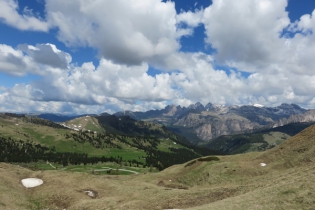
left=1, top=0, right=315, bottom=114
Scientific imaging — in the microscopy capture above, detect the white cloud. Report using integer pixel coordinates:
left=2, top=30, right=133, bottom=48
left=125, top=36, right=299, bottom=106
left=0, top=43, right=71, bottom=76
left=0, top=44, right=37, bottom=76
left=201, top=0, right=315, bottom=78
left=6, top=56, right=177, bottom=107
left=18, top=43, right=71, bottom=69
left=3, top=1, right=315, bottom=114
left=202, top=0, right=290, bottom=70
left=0, top=0, right=49, bottom=31
left=46, top=0, right=183, bottom=66
left=176, top=9, right=203, bottom=28
left=3, top=40, right=315, bottom=113
left=289, top=9, right=315, bottom=35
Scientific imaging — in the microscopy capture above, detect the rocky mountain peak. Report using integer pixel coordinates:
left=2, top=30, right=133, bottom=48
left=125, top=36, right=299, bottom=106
left=277, top=103, right=293, bottom=109
left=290, top=103, right=304, bottom=110
left=188, top=102, right=206, bottom=111
left=275, top=103, right=306, bottom=115
left=205, top=102, right=214, bottom=111
left=165, top=104, right=176, bottom=110
left=164, top=104, right=179, bottom=116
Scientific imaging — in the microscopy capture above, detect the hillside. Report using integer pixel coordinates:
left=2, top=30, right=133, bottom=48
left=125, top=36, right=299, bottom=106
left=62, top=115, right=104, bottom=133
left=0, top=113, right=221, bottom=171
left=258, top=123, right=315, bottom=167
left=1, top=124, right=315, bottom=209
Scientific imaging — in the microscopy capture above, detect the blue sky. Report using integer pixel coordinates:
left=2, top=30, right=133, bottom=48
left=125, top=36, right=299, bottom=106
left=1, top=0, right=315, bottom=114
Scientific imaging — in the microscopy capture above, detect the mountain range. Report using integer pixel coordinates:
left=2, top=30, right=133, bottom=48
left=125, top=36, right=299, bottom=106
left=36, top=102, right=315, bottom=144
left=113, top=102, right=315, bottom=142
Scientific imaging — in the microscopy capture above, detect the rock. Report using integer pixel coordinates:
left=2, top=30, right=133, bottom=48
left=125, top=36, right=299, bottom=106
left=83, top=189, right=98, bottom=198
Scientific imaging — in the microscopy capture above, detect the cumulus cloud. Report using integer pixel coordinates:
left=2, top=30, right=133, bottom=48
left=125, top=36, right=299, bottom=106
left=202, top=0, right=290, bottom=69
left=0, top=91, right=106, bottom=114
left=3, top=1, right=315, bottom=114
left=288, top=9, right=315, bottom=35
left=18, top=43, right=71, bottom=69
left=6, top=56, right=177, bottom=107
left=0, top=44, right=37, bottom=76
left=201, top=0, right=315, bottom=77
left=45, top=0, right=188, bottom=66
left=176, top=8, right=203, bottom=28
left=0, top=0, right=49, bottom=31
left=0, top=43, right=71, bottom=76
left=3, top=40, right=315, bottom=114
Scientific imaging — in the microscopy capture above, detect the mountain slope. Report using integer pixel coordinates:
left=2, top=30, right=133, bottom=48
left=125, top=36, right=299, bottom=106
left=257, top=123, right=315, bottom=167
left=62, top=115, right=104, bottom=133
left=36, top=113, right=90, bottom=122
left=96, top=115, right=192, bottom=145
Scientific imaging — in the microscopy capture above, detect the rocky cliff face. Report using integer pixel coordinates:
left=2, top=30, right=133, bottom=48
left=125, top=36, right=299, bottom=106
left=114, top=102, right=313, bottom=142
left=274, top=110, right=315, bottom=127
left=173, top=112, right=260, bottom=141
left=194, top=119, right=258, bottom=141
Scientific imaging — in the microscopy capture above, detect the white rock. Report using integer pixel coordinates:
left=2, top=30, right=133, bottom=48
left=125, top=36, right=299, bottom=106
left=21, top=178, right=43, bottom=188
left=260, top=163, right=266, bottom=167
left=84, top=190, right=95, bottom=197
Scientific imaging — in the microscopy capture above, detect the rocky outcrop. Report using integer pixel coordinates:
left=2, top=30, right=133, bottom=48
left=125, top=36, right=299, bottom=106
left=174, top=112, right=259, bottom=141
left=274, top=110, right=315, bottom=127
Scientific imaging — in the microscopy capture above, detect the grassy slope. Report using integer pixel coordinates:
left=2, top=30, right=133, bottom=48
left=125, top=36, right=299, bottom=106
left=0, top=115, right=145, bottom=160
left=1, top=114, right=213, bottom=171
left=65, top=116, right=105, bottom=133
left=2, top=124, right=315, bottom=209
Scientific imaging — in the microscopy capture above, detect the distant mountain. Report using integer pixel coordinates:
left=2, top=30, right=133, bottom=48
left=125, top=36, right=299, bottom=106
left=273, top=109, right=315, bottom=127
left=112, top=102, right=313, bottom=143
left=96, top=115, right=194, bottom=146
left=36, top=113, right=96, bottom=122
left=202, top=121, right=315, bottom=154
left=56, top=113, right=218, bottom=155
left=34, top=102, right=315, bottom=144
left=99, top=112, right=111, bottom=116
